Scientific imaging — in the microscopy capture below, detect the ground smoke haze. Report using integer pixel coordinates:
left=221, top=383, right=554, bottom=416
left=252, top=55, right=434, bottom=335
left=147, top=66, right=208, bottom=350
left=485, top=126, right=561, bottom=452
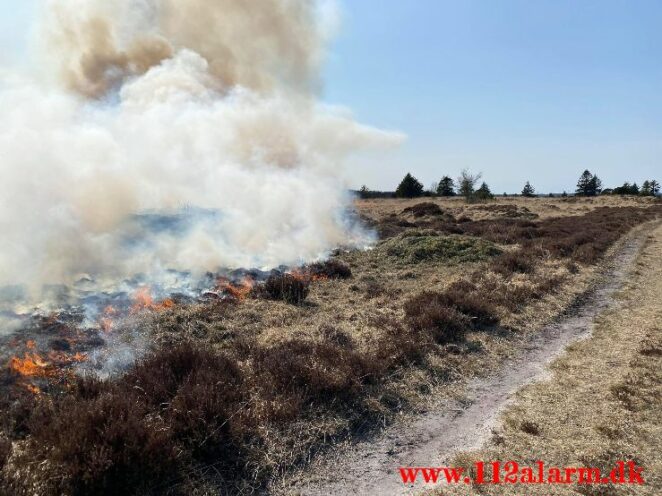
left=0, top=0, right=404, bottom=299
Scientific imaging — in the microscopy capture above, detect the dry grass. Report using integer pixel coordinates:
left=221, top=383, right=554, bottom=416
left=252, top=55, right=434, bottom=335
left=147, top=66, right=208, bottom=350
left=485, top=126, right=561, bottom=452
left=357, top=195, right=659, bottom=223
left=0, top=197, right=660, bottom=495
left=440, top=223, right=662, bottom=495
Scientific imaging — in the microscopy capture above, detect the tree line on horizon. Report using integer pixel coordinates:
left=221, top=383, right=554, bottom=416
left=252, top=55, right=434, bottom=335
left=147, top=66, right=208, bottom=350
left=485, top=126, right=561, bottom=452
left=358, top=169, right=660, bottom=200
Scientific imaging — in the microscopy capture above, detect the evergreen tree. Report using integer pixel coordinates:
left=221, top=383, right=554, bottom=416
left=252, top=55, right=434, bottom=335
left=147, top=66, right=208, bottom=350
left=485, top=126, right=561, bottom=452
left=613, top=182, right=631, bottom=195
left=650, top=179, right=660, bottom=196
left=436, top=176, right=456, bottom=196
left=576, top=170, right=601, bottom=196
left=589, top=174, right=602, bottom=195
left=474, top=182, right=494, bottom=200
left=640, top=180, right=651, bottom=196
left=521, top=181, right=535, bottom=197
left=561, top=191, right=568, bottom=197
left=630, top=182, right=640, bottom=195
left=395, top=173, right=424, bottom=198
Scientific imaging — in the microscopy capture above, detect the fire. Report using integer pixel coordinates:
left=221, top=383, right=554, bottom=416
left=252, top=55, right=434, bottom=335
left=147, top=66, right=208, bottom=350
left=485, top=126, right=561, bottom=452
left=8, top=342, right=89, bottom=394
left=9, top=352, right=53, bottom=378
left=24, top=383, right=41, bottom=395
left=216, top=276, right=255, bottom=300
left=101, top=305, right=118, bottom=332
left=130, top=287, right=175, bottom=313
left=290, top=268, right=328, bottom=283
left=47, top=350, right=88, bottom=364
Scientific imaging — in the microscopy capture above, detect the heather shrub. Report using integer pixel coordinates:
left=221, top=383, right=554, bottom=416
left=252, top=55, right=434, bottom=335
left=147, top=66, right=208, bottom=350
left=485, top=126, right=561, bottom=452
left=264, top=273, right=310, bottom=304
left=308, top=259, right=352, bottom=279
left=254, top=340, right=372, bottom=403
left=404, top=291, right=469, bottom=343
left=492, top=250, right=536, bottom=276
left=319, top=324, right=354, bottom=348
left=440, top=290, right=500, bottom=327
left=402, top=202, right=443, bottom=217
left=371, top=315, right=429, bottom=366
left=28, top=388, right=178, bottom=496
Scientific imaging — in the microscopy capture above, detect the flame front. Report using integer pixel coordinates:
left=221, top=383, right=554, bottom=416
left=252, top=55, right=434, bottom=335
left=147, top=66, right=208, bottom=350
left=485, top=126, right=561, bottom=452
left=216, top=276, right=255, bottom=300
left=9, top=352, right=53, bottom=378
left=131, top=287, right=175, bottom=313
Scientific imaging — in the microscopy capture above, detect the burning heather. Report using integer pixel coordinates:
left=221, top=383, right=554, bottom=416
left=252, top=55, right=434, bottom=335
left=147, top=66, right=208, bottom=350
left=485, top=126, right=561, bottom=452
left=0, top=0, right=402, bottom=297
left=0, top=0, right=402, bottom=375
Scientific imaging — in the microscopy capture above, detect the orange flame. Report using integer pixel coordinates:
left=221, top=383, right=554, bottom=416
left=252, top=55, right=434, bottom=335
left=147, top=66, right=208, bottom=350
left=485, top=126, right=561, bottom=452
left=216, top=276, right=255, bottom=301
left=101, top=305, right=118, bottom=332
left=290, top=268, right=328, bottom=283
left=47, top=351, right=88, bottom=364
left=130, top=287, right=175, bottom=313
left=24, top=383, right=41, bottom=395
left=9, top=352, right=53, bottom=378
left=9, top=342, right=89, bottom=395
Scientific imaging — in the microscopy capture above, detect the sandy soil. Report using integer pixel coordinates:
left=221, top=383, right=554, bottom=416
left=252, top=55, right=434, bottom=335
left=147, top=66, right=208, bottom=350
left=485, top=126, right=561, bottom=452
left=275, top=223, right=655, bottom=496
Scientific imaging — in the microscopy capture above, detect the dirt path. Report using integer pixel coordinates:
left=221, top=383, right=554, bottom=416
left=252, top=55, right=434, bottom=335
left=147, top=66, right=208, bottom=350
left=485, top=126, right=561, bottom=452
left=278, top=227, right=651, bottom=496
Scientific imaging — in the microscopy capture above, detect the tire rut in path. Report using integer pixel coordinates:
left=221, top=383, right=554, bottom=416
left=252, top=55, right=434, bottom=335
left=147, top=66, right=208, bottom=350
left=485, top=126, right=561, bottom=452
left=279, top=231, right=647, bottom=496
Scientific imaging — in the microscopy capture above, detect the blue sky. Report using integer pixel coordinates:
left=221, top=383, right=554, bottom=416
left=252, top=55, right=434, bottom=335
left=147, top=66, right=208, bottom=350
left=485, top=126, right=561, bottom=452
left=2, top=0, right=660, bottom=193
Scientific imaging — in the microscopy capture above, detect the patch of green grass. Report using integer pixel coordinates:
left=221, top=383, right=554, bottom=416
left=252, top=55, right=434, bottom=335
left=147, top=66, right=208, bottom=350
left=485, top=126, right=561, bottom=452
left=380, top=230, right=502, bottom=264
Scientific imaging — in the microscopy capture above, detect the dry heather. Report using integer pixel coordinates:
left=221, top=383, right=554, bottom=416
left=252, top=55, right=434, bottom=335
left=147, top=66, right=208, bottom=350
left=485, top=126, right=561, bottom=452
left=441, top=222, right=662, bottom=496
left=0, top=197, right=660, bottom=495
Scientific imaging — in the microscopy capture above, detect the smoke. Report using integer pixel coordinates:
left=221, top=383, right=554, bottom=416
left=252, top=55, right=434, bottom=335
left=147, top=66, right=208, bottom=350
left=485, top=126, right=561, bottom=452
left=0, top=0, right=403, bottom=300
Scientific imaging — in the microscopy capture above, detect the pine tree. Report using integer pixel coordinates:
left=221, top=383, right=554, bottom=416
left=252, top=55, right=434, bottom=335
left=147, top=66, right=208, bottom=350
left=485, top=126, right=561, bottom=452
left=630, top=182, right=640, bottom=195
left=589, top=174, right=603, bottom=195
left=395, top=173, right=424, bottom=198
left=436, top=176, right=456, bottom=196
left=576, top=170, right=601, bottom=196
left=640, top=180, right=651, bottom=196
left=650, top=180, right=660, bottom=196
left=475, top=182, right=494, bottom=200
left=576, top=170, right=593, bottom=196
left=521, top=181, right=535, bottom=197
left=613, top=182, right=631, bottom=195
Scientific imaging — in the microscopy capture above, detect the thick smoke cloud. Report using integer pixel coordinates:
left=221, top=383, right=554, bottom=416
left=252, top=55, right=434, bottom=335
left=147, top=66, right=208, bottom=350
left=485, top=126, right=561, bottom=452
left=0, top=0, right=403, bottom=299
left=40, top=0, right=325, bottom=98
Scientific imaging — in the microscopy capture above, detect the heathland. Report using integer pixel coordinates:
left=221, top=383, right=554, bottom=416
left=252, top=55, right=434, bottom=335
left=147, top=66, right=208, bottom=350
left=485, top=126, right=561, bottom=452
left=0, top=195, right=660, bottom=496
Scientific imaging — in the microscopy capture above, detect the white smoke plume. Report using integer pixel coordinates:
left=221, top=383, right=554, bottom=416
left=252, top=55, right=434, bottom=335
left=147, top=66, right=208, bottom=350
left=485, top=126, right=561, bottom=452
left=0, top=0, right=403, bottom=299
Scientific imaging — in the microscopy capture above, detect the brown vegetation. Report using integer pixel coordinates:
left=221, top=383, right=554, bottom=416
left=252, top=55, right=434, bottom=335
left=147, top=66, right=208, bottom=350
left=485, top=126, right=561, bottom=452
left=0, top=197, right=660, bottom=495
left=442, top=223, right=662, bottom=496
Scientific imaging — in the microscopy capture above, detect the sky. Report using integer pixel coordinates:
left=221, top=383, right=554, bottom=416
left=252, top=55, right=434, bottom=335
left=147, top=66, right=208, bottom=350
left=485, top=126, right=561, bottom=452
left=1, top=0, right=660, bottom=193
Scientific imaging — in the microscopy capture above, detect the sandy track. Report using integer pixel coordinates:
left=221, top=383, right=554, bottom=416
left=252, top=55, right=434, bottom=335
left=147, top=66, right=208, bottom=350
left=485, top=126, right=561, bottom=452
left=278, top=227, right=650, bottom=496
